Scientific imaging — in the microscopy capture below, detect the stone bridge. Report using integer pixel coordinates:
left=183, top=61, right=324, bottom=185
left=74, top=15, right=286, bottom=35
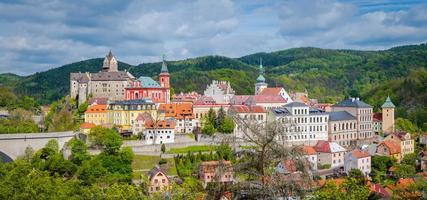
left=0, top=131, right=76, bottom=162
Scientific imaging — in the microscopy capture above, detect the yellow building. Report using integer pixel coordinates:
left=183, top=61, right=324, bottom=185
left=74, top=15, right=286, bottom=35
left=107, top=99, right=157, bottom=132
left=381, top=96, right=395, bottom=133
left=385, top=132, right=414, bottom=160
left=84, top=104, right=107, bottom=125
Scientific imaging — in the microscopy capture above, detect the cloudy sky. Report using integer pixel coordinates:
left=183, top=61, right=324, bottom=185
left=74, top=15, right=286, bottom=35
left=0, top=0, right=426, bottom=75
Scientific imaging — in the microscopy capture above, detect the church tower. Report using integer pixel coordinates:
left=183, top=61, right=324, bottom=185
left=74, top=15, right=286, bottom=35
left=102, top=50, right=118, bottom=72
left=159, top=55, right=170, bottom=103
left=255, top=58, right=267, bottom=95
left=381, top=96, right=395, bottom=133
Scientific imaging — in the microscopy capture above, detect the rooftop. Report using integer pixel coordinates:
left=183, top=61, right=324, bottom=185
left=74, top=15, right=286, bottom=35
left=314, top=140, right=346, bottom=153
left=381, top=96, right=395, bottom=108
left=328, top=111, right=356, bottom=121
left=136, top=76, right=161, bottom=88
left=350, top=149, right=370, bottom=159
left=229, top=105, right=266, bottom=113
left=85, top=104, right=107, bottom=113
left=109, top=99, right=154, bottom=105
left=333, top=97, right=372, bottom=108
left=259, top=87, right=283, bottom=96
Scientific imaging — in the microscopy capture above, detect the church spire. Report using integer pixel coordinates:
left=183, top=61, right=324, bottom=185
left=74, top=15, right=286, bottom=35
left=256, top=57, right=265, bottom=83
left=160, top=54, right=169, bottom=74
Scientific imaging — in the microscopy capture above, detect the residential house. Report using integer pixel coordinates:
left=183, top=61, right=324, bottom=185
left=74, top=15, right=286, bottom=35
left=132, top=112, right=152, bottom=135
left=199, top=161, right=233, bottom=188
left=344, top=149, right=371, bottom=176
left=84, top=104, right=107, bottom=125
left=148, top=166, right=170, bottom=194
left=172, top=91, right=201, bottom=103
left=384, top=132, right=414, bottom=159
left=314, top=140, right=347, bottom=169
left=420, top=134, right=427, bottom=146
left=327, top=111, right=358, bottom=147
left=193, top=96, right=229, bottom=126
left=376, top=140, right=401, bottom=162
left=80, top=122, right=96, bottom=134
left=158, top=102, right=196, bottom=133
left=270, top=102, right=329, bottom=146
left=143, top=119, right=175, bottom=144
left=302, top=145, right=318, bottom=171
left=373, top=112, right=382, bottom=134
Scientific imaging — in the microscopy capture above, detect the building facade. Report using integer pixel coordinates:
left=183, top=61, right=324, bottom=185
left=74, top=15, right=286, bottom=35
left=228, top=105, right=267, bottom=140
left=327, top=111, right=358, bottom=147
left=84, top=104, right=107, bottom=125
left=125, top=58, right=170, bottom=103
left=158, top=102, right=196, bottom=133
left=270, top=102, right=329, bottom=146
left=314, top=140, right=347, bottom=169
left=376, top=140, right=401, bottom=162
left=143, top=119, right=175, bottom=144
left=331, top=97, right=374, bottom=146
left=204, top=80, right=235, bottom=104
left=344, top=149, right=371, bottom=177
left=107, top=99, right=157, bottom=132
left=199, top=161, right=233, bottom=188
left=384, top=132, right=414, bottom=159
left=148, top=166, right=170, bottom=194
left=70, top=51, right=135, bottom=104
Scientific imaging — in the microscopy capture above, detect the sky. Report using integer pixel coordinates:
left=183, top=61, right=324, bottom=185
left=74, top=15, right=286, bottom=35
left=0, top=0, right=426, bottom=75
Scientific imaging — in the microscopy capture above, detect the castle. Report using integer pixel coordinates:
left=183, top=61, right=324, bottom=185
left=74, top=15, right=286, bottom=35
left=70, top=51, right=134, bottom=104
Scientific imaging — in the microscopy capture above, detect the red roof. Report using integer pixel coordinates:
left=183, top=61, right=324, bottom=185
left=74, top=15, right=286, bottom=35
left=85, top=104, right=107, bottom=113
left=88, top=97, right=108, bottom=105
left=252, top=95, right=287, bottom=103
left=314, top=141, right=330, bottom=153
left=135, top=112, right=152, bottom=121
left=370, top=183, right=391, bottom=198
left=194, top=96, right=216, bottom=105
left=159, top=102, right=194, bottom=119
left=351, top=149, right=370, bottom=159
left=302, top=146, right=316, bottom=155
left=145, top=119, right=176, bottom=129
left=281, top=160, right=297, bottom=173
left=380, top=140, right=401, bottom=154
left=230, top=95, right=252, bottom=105
left=80, top=122, right=96, bottom=129
left=373, top=112, right=382, bottom=122
left=230, top=105, right=266, bottom=113
left=260, top=87, right=283, bottom=96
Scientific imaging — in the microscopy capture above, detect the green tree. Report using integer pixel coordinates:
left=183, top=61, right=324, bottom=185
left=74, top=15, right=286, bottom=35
left=395, top=118, right=418, bottom=133
left=207, top=108, right=216, bottom=125
left=202, top=123, right=215, bottom=136
left=69, top=139, right=90, bottom=166
left=161, top=144, right=166, bottom=154
left=348, top=168, right=365, bottom=184
left=394, top=164, right=416, bottom=179
left=215, top=107, right=226, bottom=129
left=401, top=153, right=417, bottom=167
left=219, top=116, right=235, bottom=133
left=312, top=178, right=370, bottom=200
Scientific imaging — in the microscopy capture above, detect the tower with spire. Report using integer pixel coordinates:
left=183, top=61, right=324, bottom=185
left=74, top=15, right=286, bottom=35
left=381, top=96, right=395, bottom=133
left=159, top=55, right=170, bottom=102
left=254, top=58, right=268, bottom=95
left=102, top=50, right=118, bottom=72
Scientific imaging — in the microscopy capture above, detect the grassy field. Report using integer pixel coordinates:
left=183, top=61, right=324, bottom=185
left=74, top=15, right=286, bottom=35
left=166, top=145, right=215, bottom=154
left=132, top=155, right=177, bottom=179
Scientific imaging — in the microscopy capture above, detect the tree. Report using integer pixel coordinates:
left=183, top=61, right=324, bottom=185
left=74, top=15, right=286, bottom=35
left=161, top=144, right=166, bottom=154
left=312, top=178, right=370, bottom=200
left=207, top=108, right=216, bottom=126
left=69, top=139, right=90, bottom=165
left=401, top=153, right=417, bottom=167
left=395, top=118, right=418, bottom=133
left=394, top=164, right=416, bottom=179
left=103, top=130, right=123, bottom=155
left=201, top=123, right=215, bottom=136
left=219, top=116, right=235, bottom=133
left=348, top=168, right=365, bottom=184
left=215, top=107, right=226, bottom=129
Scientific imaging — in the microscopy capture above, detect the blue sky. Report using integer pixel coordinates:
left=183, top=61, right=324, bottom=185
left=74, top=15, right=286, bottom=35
left=0, top=0, right=426, bottom=75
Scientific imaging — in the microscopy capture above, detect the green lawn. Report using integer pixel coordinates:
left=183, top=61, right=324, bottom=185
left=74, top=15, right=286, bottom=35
left=132, top=155, right=177, bottom=179
left=166, top=145, right=214, bottom=154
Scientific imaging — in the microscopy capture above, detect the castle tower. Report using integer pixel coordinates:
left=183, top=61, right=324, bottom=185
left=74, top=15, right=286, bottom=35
left=381, top=96, right=395, bottom=133
left=102, top=50, right=118, bottom=72
left=255, top=58, right=267, bottom=95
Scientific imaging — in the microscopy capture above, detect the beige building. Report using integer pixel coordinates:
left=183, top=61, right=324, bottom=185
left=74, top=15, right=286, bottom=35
left=199, top=161, right=233, bottom=188
left=203, top=80, right=235, bottom=104
left=384, top=132, right=414, bottom=159
left=381, top=96, right=395, bottom=133
left=328, top=111, right=358, bottom=147
left=228, top=105, right=267, bottom=140
left=70, top=51, right=134, bottom=104
left=332, top=97, right=374, bottom=145
left=376, top=140, right=401, bottom=162
left=84, top=104, right=107, bottom=125
left=107, top=99, right=157, bottom=132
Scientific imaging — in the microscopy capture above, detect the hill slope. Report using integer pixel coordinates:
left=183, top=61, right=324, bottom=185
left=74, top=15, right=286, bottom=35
left=1, top=43, right=426, bottom=129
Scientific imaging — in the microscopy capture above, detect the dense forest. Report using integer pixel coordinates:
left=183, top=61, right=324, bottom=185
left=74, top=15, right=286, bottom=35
left=0, top=43, right=426, bottom=130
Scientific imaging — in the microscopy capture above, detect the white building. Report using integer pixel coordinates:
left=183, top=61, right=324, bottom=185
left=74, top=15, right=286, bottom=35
left=344, top=149, right=371, bottom=177
left=314, top=140, right=346, bottom=169
left=203, top=80, right=235, bottom=104
left=332, top=97, right=374, bottom=146
left=270, top=102, right=329, bottom=146
left=143, top=119, right=175, bottom=144
left=302, top=145, right=318, bottom=171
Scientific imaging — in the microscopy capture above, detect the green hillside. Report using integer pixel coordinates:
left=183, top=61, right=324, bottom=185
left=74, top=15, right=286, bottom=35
left=1, top=43, right=426, bottom=129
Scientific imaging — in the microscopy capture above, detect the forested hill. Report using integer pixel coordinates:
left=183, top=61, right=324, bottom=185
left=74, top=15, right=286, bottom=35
left=0, top=43, right=426, bottom=128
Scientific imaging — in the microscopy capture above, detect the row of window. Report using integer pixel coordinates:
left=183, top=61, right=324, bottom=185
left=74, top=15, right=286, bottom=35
left=284, top=125, right=327, bottom=133
left=280, top=116, right=328, bottom=124
left=333, top=122, right=357, bottom=132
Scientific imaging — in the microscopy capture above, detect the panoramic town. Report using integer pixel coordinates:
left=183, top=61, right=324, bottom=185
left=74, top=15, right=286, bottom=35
left=0, top=1, right=426, bottom=200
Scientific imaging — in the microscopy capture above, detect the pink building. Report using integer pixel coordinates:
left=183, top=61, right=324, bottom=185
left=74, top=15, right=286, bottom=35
left=148, top=166, right=170, bottom=194
left=199, top=161, right=233, bottom=188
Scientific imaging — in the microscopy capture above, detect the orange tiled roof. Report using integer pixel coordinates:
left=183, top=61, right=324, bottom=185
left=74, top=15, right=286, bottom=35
left=80, top=122, right=96, bottom=129
left=252, top=95, right=287, bottom=103
left=85, top=104, right=107, bottom=113
left=199, top=161, right=233, bottom=173
left=302, top=146, right=316, bottom=155
left=259, top=87, right=283, bottom=96
left=351, top=149, right=370, bottom=159
left=380, top=140, right=401, bottom=154
left=158, top=102, right=194, bottom=119
left=145, top=119, right=176, bottom=129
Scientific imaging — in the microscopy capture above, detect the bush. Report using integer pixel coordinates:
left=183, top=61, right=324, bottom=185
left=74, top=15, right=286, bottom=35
left=158, top=159, right=167, bottom=165
left=318, top=164, right=331, bottom=169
